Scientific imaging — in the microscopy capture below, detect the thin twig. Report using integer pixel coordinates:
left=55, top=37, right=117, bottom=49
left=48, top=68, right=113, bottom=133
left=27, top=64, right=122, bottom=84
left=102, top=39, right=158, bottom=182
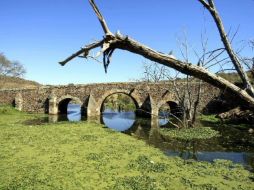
left=59, top=40, right=104, bottom=66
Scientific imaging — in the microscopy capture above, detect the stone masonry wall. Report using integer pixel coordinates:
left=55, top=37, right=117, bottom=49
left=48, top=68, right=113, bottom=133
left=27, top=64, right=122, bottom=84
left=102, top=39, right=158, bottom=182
left=0, top=82, right=220, bottom=116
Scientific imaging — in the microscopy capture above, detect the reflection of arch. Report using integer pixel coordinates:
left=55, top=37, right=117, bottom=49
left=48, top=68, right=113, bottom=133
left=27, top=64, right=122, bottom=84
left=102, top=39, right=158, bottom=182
left=57, top=95, right=82, bottom=114
left=96, top=89, right=141, bottom=114
left=101, top=111, right=136, bottom=132
left=124, top=118, right=151, bottom=137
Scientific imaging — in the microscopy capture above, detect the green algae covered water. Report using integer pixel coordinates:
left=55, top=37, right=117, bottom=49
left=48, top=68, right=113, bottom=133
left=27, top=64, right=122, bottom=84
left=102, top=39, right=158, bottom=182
left=25, top=104, right=254, bottom=171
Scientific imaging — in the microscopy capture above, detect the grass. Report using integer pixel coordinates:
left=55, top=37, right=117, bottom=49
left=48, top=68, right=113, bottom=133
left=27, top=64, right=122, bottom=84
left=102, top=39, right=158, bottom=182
left=199, top=114, right=220, bottom=124
left=0, top=106, right=254, bottom=189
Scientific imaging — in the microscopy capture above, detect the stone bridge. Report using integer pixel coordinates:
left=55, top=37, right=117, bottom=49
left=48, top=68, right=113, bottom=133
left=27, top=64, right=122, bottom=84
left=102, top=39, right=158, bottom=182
left=0, top=82, right=219, bottom=117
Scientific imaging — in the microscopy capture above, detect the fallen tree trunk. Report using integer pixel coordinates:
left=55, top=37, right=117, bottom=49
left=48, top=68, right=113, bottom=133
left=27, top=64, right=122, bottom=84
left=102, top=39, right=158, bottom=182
left=109, top=35, right=254, bottom=110
left=59, top=0, right=254, bottom=111
left=217, top=107, right=254, bottom=124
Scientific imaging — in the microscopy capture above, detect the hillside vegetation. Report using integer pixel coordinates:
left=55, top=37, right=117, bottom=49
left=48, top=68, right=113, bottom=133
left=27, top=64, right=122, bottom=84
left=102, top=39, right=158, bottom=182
left=172, top=71, right=254, bottom=84
left=0, top=75, right=40, bottom=89
left=218, top=71, right=254, bottom=84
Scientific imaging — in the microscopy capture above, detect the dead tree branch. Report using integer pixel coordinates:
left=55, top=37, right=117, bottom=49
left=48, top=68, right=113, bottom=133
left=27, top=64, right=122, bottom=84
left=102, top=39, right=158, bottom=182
left=59, top=40, right=104, bottom=66
left=198, top=0, right=254, bottom=96
left=59, top=0, right=254, bottom=110
left=89, top=0, right=113, bottom=36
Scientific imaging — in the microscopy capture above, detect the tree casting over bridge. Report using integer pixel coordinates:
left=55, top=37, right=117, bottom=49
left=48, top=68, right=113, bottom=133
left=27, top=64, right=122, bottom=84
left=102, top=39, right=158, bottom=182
left=60, top=0, right=254, bottom=111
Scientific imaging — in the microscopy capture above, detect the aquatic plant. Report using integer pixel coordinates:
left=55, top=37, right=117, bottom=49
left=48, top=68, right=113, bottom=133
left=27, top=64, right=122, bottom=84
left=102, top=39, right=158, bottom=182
left=160, top=127, right=220, bottom=140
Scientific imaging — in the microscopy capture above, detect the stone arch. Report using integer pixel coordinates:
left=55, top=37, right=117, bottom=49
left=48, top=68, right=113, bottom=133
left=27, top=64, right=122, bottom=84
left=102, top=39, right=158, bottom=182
left=100, top=89, right=140, bottom=111
left=57, top=95, right=82, bottom=114
left=90, top=89, right=141, bottom=116
left=158, top=97, right=181, bottom=117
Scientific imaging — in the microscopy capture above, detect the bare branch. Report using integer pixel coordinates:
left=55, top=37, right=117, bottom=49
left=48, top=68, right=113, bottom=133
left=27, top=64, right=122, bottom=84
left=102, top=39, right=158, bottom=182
left=205, top=57, right=230, bottom=70
left=59, top=40, right=104, bottom=66
left=78, top=55, right=102, bottom=64
left=198, top=0, right=213, bottom=11
left=199, top=0, right=254, bottom=96
left=230, top=25, right=240, bottom=44
left=216, top=68, right=236, bottom=74
left=208, top=0, right=215, bottom=8
left=89, top=0, right=113, bottom=36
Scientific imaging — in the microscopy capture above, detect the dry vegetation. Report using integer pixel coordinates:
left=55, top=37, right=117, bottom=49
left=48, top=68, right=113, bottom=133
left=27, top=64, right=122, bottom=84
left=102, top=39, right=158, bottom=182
left=0, top=75, right=40, bottom=89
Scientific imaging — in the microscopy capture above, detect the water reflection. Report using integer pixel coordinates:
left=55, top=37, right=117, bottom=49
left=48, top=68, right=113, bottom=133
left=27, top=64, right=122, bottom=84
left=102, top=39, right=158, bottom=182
left=24, top=105, right=254, bottom=171
left=67, top=104, right=81, bottom=121
left=102, top=109, right=135, bottom=131
left=158, top=111, right=170, bottom=126
left=46, top=104, right=83, bottom=122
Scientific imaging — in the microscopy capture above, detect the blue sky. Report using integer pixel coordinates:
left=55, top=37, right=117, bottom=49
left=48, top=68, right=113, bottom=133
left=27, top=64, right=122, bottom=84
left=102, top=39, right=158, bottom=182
left=0, top=0, right=253, bottom=85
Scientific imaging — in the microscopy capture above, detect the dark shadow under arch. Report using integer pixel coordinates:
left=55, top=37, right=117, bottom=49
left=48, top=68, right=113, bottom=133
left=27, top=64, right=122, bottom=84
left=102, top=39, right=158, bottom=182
left=161, top=101, right=182, bottom=117
left=136, top=96, right=152, bottom=118
left=57, top=95, right=82, bottom=115
left=12, top=99, right=15, bottom=108
left=58, top=98, right=72, bottom=114
left=44, top=98, right=49, bottom=114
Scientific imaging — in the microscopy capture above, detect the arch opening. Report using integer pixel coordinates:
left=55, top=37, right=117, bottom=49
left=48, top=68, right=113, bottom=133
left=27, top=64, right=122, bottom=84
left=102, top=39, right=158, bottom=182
left=101, top=93, right=138, bottom=113
left=58, top=96, right=82, bottom=121
left=58, top=98, right=72, bottom=114
left=158, top=101, right=181, bottom=127
left=100, top=92, right=138, bottom=132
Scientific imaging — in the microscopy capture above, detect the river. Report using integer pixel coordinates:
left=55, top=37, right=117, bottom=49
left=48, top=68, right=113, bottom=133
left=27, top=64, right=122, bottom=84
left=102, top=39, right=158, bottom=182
left=26, top=104, right=254, bottom=171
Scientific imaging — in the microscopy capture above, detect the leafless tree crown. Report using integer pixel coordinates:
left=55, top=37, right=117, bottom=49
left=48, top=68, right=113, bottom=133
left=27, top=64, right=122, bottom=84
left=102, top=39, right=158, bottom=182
left=0, top=53, right=26, bottom=77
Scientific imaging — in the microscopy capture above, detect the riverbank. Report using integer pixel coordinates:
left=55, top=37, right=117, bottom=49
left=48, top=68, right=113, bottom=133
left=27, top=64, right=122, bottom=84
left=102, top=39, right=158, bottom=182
left=0, top=106, right=254, bottom=189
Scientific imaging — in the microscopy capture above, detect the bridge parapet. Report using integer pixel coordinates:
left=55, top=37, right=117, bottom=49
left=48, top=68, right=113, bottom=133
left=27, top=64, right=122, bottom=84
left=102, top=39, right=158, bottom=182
left=0, top=82, right=220, bottom=117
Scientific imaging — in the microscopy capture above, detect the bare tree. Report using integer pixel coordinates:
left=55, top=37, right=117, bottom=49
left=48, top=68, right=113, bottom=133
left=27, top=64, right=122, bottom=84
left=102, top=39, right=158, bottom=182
left=239, top=40, right=254, bottom=80
left=141, top=31, right=213, bottom=128
left=0, top=53, right=26, bottom=77
left=198, top=0, right=254, bottom=96
left=141, top=61, right=170, bottom=83
left=60, top=0, right=254, bottom=111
